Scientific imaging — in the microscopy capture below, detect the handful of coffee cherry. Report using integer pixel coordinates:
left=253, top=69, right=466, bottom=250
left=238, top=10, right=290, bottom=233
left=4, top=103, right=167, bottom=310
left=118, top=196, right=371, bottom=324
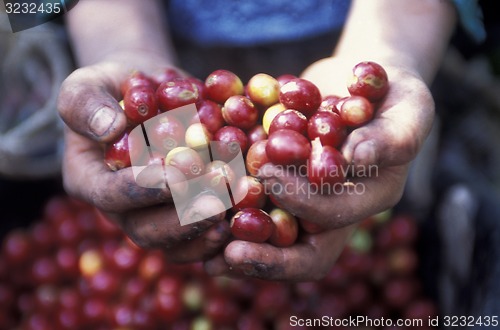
left=104, top=62, right=389, bottom=247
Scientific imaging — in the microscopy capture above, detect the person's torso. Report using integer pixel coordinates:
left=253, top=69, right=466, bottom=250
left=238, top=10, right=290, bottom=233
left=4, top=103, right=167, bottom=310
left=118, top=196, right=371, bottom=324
left=167, top=0, right=351, bottom=46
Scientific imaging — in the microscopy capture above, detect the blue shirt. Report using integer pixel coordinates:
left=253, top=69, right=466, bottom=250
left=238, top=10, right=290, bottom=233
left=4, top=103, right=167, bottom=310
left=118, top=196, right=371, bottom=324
left=167, top=0, right=351, bottom=46
left=453, top=0, right=485, bottom=43
left=167, top=0, right=485, bottom=46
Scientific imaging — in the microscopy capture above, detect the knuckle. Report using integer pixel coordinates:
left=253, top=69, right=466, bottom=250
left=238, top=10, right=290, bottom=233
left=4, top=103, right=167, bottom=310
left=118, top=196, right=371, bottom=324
left=86, top=178, right=115, bottom=212
left=180, top=221, right=214, bottom=241
left=58, top=67, right=118, bottom=129
left=203, top=226, right=229, bottom=249
left=57, top=68, right=91, bottom=118
left=395, top=131, right=420, bottom=162
left=88, top=172, right=136, bottom=213
left=61, top=174, right=80, bottom=202
left=88, top=189, right=111, bottom=213
left=121, top=218, right=169, bottom=251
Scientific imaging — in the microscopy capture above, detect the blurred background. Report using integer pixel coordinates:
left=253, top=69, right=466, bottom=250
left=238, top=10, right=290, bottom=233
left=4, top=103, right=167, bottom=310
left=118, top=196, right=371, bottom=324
left=0, top=1, right=499, bottom=329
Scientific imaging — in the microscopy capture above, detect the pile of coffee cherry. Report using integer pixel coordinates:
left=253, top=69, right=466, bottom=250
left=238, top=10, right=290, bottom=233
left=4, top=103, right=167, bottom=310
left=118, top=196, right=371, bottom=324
left=0, top=194, right=438, bottom=330
left=105, top=62, right=389, bottom=247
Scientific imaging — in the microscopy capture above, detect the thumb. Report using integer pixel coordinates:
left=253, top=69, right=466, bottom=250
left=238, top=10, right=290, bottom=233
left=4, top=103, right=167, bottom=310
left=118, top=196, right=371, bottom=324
left=58, top=65, right=128, bottom=143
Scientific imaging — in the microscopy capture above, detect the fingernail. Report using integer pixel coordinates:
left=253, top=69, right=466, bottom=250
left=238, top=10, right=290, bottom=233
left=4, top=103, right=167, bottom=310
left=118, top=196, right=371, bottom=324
left=353, top=140, right=378, bottom=165
left=90, top=106, right=117, bottom=137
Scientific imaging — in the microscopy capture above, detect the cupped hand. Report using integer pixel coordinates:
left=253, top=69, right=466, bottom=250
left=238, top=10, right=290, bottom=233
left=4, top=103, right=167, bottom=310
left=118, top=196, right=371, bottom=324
left=263, top=57, right=435, bottom=228
left=58, top=59, right=229, bottom=263
left=205, top=224, right=356, bottom=281
left=204, top=57, right=435, bottom=281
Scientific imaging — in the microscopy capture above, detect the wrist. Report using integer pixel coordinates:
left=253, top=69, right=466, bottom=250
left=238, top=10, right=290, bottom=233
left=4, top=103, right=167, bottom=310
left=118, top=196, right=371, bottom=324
left=301, top=55, right=423, bottom=99
left=332, top=50, right=419, bottom=76
left=332, top=0, right=457, bottom=85
left=99, top=48, right=178, bottom=74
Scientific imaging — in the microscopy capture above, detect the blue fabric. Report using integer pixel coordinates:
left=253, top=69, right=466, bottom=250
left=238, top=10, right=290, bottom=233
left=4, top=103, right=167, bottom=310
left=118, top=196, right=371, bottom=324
left=452, top=0, right=486, bottom=43
left=167, top=0, right=351, bottom=46
left=167, top=0, right=485, bottom=46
